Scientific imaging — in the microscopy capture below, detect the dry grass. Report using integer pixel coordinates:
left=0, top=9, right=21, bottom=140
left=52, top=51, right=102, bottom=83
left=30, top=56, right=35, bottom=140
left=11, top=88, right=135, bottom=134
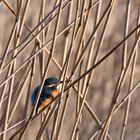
left=0, top=0, right=140, bottom=140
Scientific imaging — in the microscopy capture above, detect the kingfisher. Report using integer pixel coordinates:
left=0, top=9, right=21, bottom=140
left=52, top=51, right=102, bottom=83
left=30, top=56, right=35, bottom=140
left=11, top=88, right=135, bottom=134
left=31, top=77, right=63, bottom=113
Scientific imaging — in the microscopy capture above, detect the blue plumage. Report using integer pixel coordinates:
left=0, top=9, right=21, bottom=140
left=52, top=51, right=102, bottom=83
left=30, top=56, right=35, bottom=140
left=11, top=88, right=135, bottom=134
left=31, top=77, right=60, bottom=113
left=31, top=86, right=52, bottom=106
left=44, top=77, right=60, bottom=86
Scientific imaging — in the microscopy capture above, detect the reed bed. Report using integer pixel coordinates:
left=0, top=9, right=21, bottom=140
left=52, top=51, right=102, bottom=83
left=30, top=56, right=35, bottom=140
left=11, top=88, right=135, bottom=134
left=0, top=0, right=140, bottom=140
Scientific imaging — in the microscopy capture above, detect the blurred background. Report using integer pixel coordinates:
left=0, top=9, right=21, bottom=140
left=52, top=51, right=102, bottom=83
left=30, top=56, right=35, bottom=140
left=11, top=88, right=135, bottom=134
left=0, top=0, right=140, bottom=140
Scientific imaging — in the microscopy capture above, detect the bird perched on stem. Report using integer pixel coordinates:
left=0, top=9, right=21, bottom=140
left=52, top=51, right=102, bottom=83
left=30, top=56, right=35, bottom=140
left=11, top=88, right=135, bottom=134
left=31, top=77, right=68, bottom=113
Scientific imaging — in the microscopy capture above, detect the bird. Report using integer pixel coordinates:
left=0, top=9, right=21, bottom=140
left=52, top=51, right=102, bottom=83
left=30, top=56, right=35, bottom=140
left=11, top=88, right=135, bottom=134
left=31, top=77, right=62, bottom=113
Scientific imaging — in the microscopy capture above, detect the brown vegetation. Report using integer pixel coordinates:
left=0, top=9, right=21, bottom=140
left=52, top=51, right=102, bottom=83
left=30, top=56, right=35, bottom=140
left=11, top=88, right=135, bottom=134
left=0, top=0, right=140, bottom=140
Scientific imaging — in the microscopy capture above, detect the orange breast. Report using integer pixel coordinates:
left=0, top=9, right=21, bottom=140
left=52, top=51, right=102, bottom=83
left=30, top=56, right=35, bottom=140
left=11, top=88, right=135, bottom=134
left=37, top=90, right=59, bottom=112
left=52, top=90, right=59, bottom=98
left=38, top=98, right=52, bottom=112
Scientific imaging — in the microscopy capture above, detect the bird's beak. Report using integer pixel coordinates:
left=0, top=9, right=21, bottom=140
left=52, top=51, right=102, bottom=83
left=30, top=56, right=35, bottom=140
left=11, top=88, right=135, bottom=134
left=59, top=79, right=71, bottom=84
left=48, top=80, right=71, bottom=87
